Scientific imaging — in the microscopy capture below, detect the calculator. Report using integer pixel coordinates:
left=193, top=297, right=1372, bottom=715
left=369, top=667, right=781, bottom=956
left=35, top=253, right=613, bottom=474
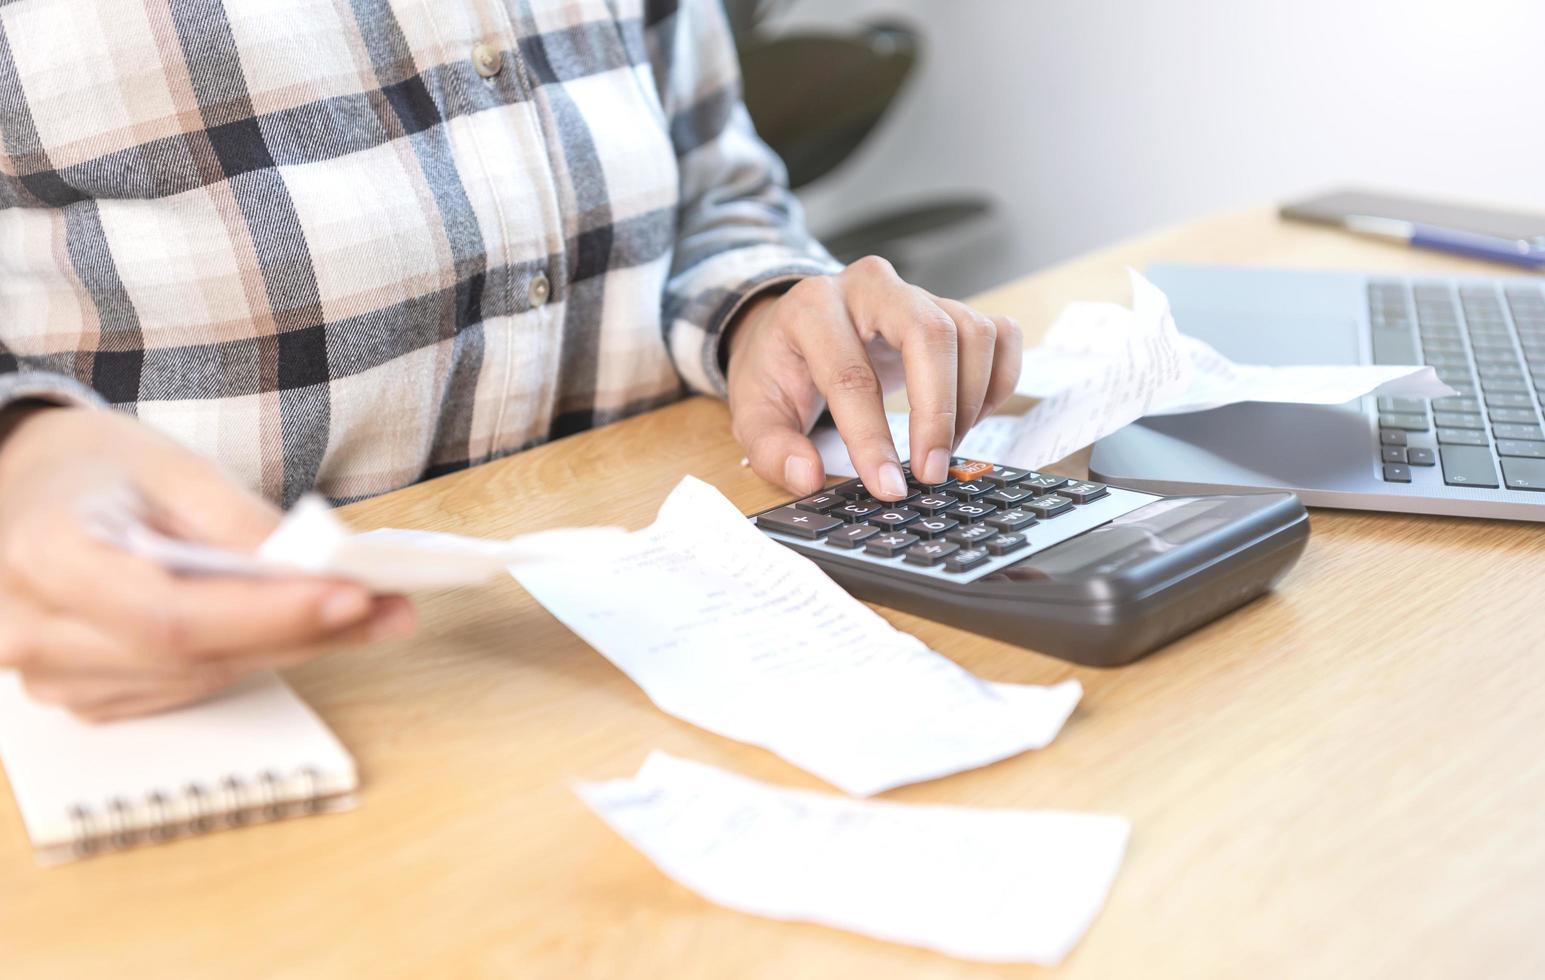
left=751, top=457, right=1310, bottom=666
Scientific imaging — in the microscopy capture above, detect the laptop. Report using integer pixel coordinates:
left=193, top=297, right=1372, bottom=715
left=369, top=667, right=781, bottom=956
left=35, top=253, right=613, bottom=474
left=1089, top=263, right=1545, bottom=521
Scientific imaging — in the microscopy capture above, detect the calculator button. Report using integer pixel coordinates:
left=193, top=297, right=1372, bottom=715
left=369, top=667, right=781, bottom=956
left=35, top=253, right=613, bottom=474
left=1057, top=481, right=1108, bottom=504
left=905, top=469, right=956, bottom=492
left=833, top=499, right=884, bottom=522
left=864, top=531, right=921, bottom=557
left=755, top=507, right=843, bottom=539
left=833, top=479, right=870, bottom=499
left=1382, top=463, right=1411, bottom=483
left=794, top=492, right=844, bottom=513
left=1406, top=447, right=1436, bottom=466
left=911, top=493, right=958, bottom=515
left=983, top=486, right=1034, bottom=508
left=1018, top=472, right=1068, bottom=492
left=946, top=524, right=996, bottom=546
left=868, top=508, right=920, bottom=531
left=1381, top=446, right=1407, bottom=464
left=947, top=501, right=998, bottom=523
left=1024, top=494, right=1074, bottom=518
left=825, top=523, right=881, bottom=549
left=949, top=481, right=994, bottom=500
left=984, top=533, right=1029, bottom=556
left=1379, top=429, right=1407, bottom=447
left=948, top=458, right=994, bottom=481
left=943, top=547, right=991, bottom=572
left=985, top=508, right=1037, bottom=532
left=903, top=540, right=960, bottom=566
left=984, top=465, right=1031, bottom=487
left=911, top=515, right=961, bottom=539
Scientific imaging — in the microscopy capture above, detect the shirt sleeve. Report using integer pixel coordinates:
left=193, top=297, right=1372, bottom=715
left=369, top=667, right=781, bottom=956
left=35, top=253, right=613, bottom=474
left=649, top=0, right=844, bottom=397
left=0, top=348, right=105, bottom=417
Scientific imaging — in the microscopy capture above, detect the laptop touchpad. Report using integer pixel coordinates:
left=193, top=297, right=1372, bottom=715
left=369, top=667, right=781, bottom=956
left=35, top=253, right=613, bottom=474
left=1169, top=309, right=1360, bottom=366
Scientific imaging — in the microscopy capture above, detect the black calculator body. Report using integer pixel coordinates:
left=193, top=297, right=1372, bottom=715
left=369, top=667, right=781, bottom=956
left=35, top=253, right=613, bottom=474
left=750, top=459, right=1310, bottom=667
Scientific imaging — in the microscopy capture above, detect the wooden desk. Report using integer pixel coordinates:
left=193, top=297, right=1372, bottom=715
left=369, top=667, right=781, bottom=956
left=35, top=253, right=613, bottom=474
left=5, top=207, right=1544, bottom=978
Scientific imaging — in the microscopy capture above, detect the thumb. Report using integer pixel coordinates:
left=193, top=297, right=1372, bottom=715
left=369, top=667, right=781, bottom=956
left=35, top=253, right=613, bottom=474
left=733, top=396, right=827, bottom=498
left=149, top=458, right=284, bottom=551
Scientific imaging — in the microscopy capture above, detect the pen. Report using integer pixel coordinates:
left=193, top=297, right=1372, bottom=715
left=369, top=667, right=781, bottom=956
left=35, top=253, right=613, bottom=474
left=1343, top=215, right=1545, bottom=271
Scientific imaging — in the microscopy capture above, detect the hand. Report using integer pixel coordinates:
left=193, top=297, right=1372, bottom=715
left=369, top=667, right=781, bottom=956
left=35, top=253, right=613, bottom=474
left=0, top=407, right=415, bottom=721
left=725, top=256, right=1023, bottom=500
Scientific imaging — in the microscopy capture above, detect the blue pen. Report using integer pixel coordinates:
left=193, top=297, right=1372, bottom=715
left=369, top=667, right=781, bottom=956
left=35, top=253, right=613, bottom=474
left=1343, top=215, right=1545, bottom=271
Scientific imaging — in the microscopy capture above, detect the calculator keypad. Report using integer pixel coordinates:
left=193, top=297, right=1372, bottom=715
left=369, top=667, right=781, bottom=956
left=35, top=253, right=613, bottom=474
left=753, top=457, right=1163, bottom=583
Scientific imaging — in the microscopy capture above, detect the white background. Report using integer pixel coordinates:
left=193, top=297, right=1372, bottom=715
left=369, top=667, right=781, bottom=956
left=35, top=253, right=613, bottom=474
left=777, top=0, right=1545, bottom=297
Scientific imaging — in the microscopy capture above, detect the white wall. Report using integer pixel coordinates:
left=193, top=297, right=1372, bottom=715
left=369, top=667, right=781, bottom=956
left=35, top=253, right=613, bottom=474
left=775, top=0, right=1545, bottom=298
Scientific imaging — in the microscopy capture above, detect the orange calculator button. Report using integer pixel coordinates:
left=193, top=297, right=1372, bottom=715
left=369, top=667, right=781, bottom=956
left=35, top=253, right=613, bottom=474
left=947, top=459, right=993, bottom=481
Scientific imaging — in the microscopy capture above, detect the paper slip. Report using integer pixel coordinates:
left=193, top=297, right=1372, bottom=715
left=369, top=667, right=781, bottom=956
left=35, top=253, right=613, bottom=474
left=1016, top=290, right=1454, bottom=415
left=92, top=494, right=626, bottom=593
left=999, top=270, right=1192, bottom=470
left=811, top=412, right=1026, bottom=479
left=512, top=476, right=1082, bottom=796
left=577, top=752, right=1130, bottom=965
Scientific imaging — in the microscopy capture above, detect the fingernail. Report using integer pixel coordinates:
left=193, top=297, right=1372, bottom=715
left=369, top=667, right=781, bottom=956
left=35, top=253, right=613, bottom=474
left=321, top=589, right=371, bottom=628
left=924, top=447, right=951, bottom=485
left=877, top=462, right=907, bottom=499
left=370, top=605, right=418, bottom=641
left=784, top=455, right=816, bottom=495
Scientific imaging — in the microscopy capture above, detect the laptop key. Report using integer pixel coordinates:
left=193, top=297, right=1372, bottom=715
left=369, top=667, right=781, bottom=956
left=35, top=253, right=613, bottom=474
left=1371, top=328, right=1419, bottom=365
left=1380, top=429, right=1407, bottom=447
left=1382, top=464, right=1411, bottom=483
left=1437, top=428, right=1488, bottom=446
left=1487, top=407, right=1539, bottom=425
left=1381, top=446, right=1408, bottom=464
left=1378, top=412, right=1429, bottom=431
left=1501, top=457, right=1545, bottom=491
left=1406, top=447, right=1436, bottom=466
left=756, top=507, right=843, bottom=539
left=1439, top=445, right=1500, bottom=488
left=1433, top=412, right=1484, bottom=429
left=1485, top=392, right=1534, bottom=409
left=1432, top=396, right=1480, bottom=413
left=1496, top=440, right=1545, bottom=459
left=1493, top=423, right=1544, bottom=441
left=1377, top=396, right=1426, bottom=413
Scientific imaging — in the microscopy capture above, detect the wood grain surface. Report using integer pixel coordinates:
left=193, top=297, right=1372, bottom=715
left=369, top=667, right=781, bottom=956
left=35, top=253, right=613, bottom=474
left=4, top=207, right=1543, bottom=979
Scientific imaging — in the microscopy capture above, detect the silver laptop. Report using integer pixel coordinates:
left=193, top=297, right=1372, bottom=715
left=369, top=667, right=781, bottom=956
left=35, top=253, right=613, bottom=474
left=1089, top=263, right=1545, bottom=521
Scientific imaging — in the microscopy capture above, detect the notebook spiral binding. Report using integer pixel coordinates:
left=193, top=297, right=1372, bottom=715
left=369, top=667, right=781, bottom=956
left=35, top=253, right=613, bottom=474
left=65, top=766, right=324, bottom=858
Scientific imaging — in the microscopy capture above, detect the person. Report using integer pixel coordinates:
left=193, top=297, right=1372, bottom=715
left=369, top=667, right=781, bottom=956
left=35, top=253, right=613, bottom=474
left=0, top=0, right=1021, bottom=719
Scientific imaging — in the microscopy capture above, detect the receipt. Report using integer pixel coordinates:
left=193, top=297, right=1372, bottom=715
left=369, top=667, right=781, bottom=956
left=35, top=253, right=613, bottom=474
left=513, top=476, right=1082, bottom=796
left=811, top=413, right=1026, bottom=479
left=1001, top=270, right=1192, bottom=469
left=1017, top=285, right=1454, bottom=415
left=97, top=495, right=626, bottom=592
left=578, top=752, right=1130, bottom=965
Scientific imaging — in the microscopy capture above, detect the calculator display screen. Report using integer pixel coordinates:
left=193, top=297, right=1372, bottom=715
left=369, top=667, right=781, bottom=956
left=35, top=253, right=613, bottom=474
left=981, top=496, right=1254, bottom=584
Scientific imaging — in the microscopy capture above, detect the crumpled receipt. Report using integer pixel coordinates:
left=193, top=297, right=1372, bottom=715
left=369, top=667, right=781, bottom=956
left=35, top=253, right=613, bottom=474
left=577, top=752, right=1130, bottom=965
left=513, top=476, right=1082, bottom=796
left=94, top=495, right=626, bottom=593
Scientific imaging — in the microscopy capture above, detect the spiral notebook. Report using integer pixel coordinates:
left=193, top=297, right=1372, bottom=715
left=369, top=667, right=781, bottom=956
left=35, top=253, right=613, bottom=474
left=0, top=670, right=358, bottom=865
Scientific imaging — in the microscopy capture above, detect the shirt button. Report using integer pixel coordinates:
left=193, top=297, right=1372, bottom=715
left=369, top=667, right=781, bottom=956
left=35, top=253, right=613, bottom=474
left=472, top=43, right=503, bottom=78
left=528, top=272, right=551, bottom=308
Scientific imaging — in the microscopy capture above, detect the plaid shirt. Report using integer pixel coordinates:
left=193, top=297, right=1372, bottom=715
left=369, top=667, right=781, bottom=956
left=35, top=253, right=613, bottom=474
left=0, top=0, right=837, bottom=504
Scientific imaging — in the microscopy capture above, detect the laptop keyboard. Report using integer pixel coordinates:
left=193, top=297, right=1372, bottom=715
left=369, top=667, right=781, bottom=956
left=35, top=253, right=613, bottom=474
left=1369, top=279, right=1545, bottom=492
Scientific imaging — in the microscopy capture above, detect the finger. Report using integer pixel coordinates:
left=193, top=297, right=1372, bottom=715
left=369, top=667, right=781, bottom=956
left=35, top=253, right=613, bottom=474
left=732, top=385, right=827, bottom=497
left=841, top=258, right=958, bottom=484
left=218, top=595, right=419, bottom=673
left=15, top=525, right=376, bottom=662
left=144, top=457, right=282, bottom=550
left=783, top=277, right=909, bottom=500
left=934, top=299, right=998, bottom=448
left=979, top=315, right=1024, bottom=423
